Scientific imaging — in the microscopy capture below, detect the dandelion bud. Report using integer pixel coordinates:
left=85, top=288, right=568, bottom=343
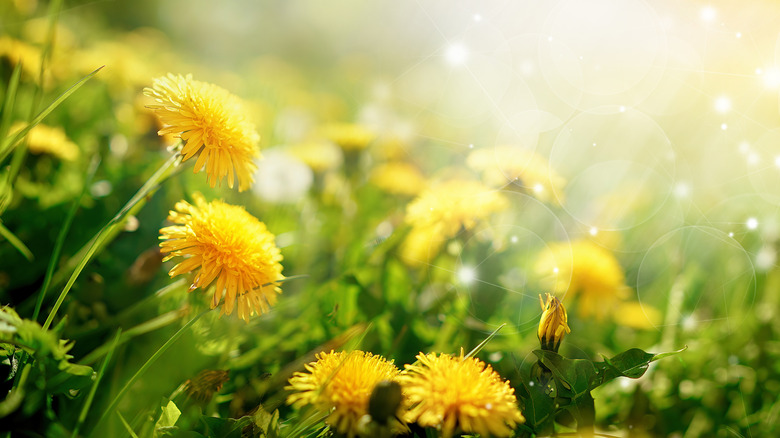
left=537, top=293, right=571, bottom=352
left=368, top=380, right=403, bottom=425
left=184, top=369, right=230, bottom=403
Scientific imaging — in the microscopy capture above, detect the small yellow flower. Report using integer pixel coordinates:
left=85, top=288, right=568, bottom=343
left=321, top=122, right=376, bottom=152
left=11, top=122, right=79, bottom=161
left=399, top=350, right=524, bottom=438
left=0, top=36, right=42, bottom=77
left=159, top=194, right=283, bottom=321
left=467, top=145, right=566, bottom=204
left=614, top=301, right=661, bottom=329
left=535, top=239, right=629, bottom=320
left=405, top=180, right=508, bottom=237
left=286, top=350, right=404, bottom=438
left=145, top=74, right=261, bottom=191
left=369, top=162, right=426, bottom=196
left=287, top=140, right=343, bottom=172
left=538, top=293, right=571, bottom=352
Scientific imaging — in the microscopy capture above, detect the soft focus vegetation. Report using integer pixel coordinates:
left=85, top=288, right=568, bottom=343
left=1, top=1, right=779, bottom=437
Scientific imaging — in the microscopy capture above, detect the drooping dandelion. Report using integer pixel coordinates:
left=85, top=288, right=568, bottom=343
left=398, top=350, right=524, bottom=438
left=159, top=194, right=283, bottom=321
left=286, top=350, right=406, bottom=437
left=145, top=74, right=260, bottom=191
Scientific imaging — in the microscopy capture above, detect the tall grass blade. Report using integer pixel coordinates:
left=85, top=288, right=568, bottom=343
left=0, top=220, right=33, bottom=261
left=72, top=329, right=121, bottom=438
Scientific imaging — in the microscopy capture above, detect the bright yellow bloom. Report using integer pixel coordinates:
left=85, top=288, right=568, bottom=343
left=538, top=293, right=571, bottom=352
left=11, top=122, right=79, bottom=161
left=321, top=122, right=376, bottom=152
left=145, top=74, right=260, bottom=191
left=467, top=145, right=566, bottom=205
left=615, top=301, right=661, bottom=329
left=399, top=350, right=524, bottom=438
left=0, top=36, right=42, bottom=77
left=159, top=194, right=283, bottom=321
left=369, top=162, right=426, bottom=196
left=405, top=180, right=508, bottom=237
left=286, top=350, right=405, bottom=437
left=535, top=240, right=629, bottom=320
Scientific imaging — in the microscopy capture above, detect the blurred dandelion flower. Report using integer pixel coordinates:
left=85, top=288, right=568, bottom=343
left=286, top=350, right=405, bottom=437
left=251, top=148, right=313, bottom=203
left=369, top=162, right=426, bottom=196
left=536, top=240, right=629, bottom=320
left=11, top=122, right=79, bottom=161
left=0, top=36, right=42, bottom=77
left=145, top=74, right=260, bottom=191
left=287, top=140, right=343, bottom=172
left=615, top=301, right=661, bottom=329
left=405, top=180, right=508, bottom=237
left=321, top=122, right=376, bottom=151
left=538, top=293, right=571, bottom=352
left=399, top=350, right=524, bottom=438
left=184, top=369, right=230, bottom=403
left=467, top=146, right=565, bottom=204
left=159, top=194, right=283, bottom=321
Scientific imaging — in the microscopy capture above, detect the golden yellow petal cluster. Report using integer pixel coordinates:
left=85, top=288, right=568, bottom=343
left=535, top=239, right=629, bottom=320
left=11, top=122, right=79, bottom=161
left=400, top=180, right=508, bottom=267
left=286, top=350, right=404, bottom=437
left=399, top=351, right=524, bottom=438
left=538, top=293, right=571, bottom=352
left=287, top=140, right=343, bottom=172
left=321, top=122, right=376, bottom=152
left=145, top=74, right=260, bottom=191
left=159, top=194, right=283, bottom=321
left=369, top=162, right=426, bottom=196
left=467, top=145, right=566, bottom=205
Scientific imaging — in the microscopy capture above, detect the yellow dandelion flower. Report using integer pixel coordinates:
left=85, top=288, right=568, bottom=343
left=159, top=194, right=283, bottom=321
left=286, top=350, right=404, bottom=437
left=0, top=36, right=42, bottom=77
left=535, top=239, right=629, bottom=320
left=369, top=162, right=426, bottom=196
left=399, top=350, right=524, bottom=438
left=287, top=140, right=343, bottom=172
left=467, top=145, right=566, bottom=204
left=405, top=180, right=508, bottom=237
left=614, top=301, right=661, bottom=329
left=145, top=74, right=261, bottom=191
left=321, top=122, right=376, bottom=152
left=11, top=122, right=79, bottom=161
left=538, top=293, right=571, bottom=352
left=398, top=225, right=446, bottom=268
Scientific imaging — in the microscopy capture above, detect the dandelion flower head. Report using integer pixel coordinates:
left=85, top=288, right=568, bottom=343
left=405, top=180, right=508, bottom=237
left=11, top=122, right=79, bottom=161
left=321, top=122, right=376, bottom=152
left=159, top=194, right=283, bottom=321
left=287, top=350, right=404, bottom=437
left=287, top=140, right=343, bottom=173
left=467, top=145, right=565, bottom=204
left=535, top=239, right=629, bottom=319
left=145, top=74, right=260, bottom=191
left=370, top=161, right=426, bottom=196
left=399, top=350, right=524, bottom=438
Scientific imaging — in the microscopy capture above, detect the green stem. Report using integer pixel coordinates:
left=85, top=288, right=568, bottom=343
left=89, top=308, right=209, bottom=437
left=42, top=152, right=180, bottom=331
left=72, top=329, right=122, bottom=438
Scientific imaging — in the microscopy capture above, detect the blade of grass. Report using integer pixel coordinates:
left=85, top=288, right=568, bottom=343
left=32, top=155, right=100, bottom=322
left=42, top=152, right=180, bottom=331
left=115, top=412, right=140, bottom=438
left=0, top=65, right=104, bottom=164
left=0, top=63, right=22, bottom=156
left=0, top=219, right=33, bottom=261
left=464, top=323, right=506, bottom=359
left=89, top=308, right=209, bottom=437
left=72, top=328, right=121, bottom=438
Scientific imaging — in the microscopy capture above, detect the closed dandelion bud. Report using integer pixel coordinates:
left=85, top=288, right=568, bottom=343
left=184, top=369, right=230, bottom=403
left=368, top=380, right=402, bottom=425
left=538, top=293, right=571, bottom=352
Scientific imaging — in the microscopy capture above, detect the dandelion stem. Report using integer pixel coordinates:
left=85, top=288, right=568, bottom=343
left=42, top=152, right=180, bottom=331
left=72, top=329, right=121, bottom=438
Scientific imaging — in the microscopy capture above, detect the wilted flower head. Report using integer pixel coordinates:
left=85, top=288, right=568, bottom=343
left=184, top=369, right=230, bottom=403
left=286, top=350, right=404, bottom=437
left=159, top=194, right=283, bottom=321
left=145, top=73, right=260, bottom=191
left=399, top=350, right=524, bottom=438
left=11, top=122, right=79, bottom=161
left=535, top=239, right=629, bottom=319
left=321, top=122, right=376, bottom=151
left=467, top=145, right=565, bottom=204
left=538, top=293, right=571, bottom=352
